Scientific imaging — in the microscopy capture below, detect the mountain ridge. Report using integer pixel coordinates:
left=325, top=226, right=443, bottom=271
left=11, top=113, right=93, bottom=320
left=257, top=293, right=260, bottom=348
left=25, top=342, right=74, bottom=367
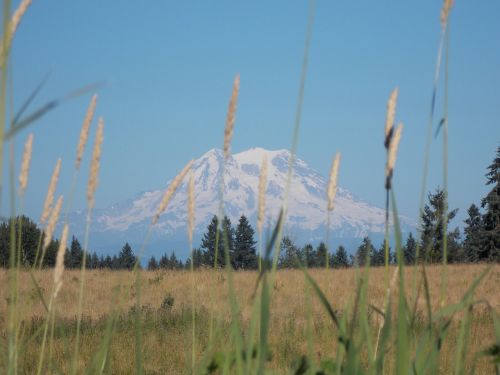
left=68, top=147, right=414, bottom=258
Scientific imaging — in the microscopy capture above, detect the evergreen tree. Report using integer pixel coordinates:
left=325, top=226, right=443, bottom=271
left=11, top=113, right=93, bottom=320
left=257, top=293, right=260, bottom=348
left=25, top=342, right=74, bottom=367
left=403, top=233, right=417, bottom=265
left=169, top=251, right=180, bottom=269
left=233, top=215, right=258, bottom=269
left=332, top=245, right=350, bottom=268
left=354, top=237, right=375, bottom=266
left=302, top=244, right=315, bottom=267
left=420, top=189, right=459, bottom=263
left=372, top=241, right=388, bottom=267
left=89, top=252, right=99, bottom=269
left=447, top=228, right=465, bottom=263
left=117, top=242, right=136, bottom=270
left=159, top=253, right=169, bottom=269
left=148, top=256, right=159, bottom=270
left=67, top=236, right=84, bottom=268
left=463, top=204, right=484, bottom=262
left=219, top=216, right=235, bottom=267
left=278, top=236, right=300, bottom=268
left=481, top=146, right=500, bottom=261
left=201, top=216, right=221, bottom=267
left=315, top=242, right=327, bottom=268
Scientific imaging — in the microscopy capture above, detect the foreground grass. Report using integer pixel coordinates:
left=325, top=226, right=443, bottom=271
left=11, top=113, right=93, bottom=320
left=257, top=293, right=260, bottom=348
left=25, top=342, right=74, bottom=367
left=1, top=264, right=498, bottom=374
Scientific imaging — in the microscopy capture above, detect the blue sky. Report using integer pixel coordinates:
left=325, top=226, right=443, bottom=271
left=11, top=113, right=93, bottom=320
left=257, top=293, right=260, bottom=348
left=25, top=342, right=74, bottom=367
left=6, top=0, right=500, bottom=229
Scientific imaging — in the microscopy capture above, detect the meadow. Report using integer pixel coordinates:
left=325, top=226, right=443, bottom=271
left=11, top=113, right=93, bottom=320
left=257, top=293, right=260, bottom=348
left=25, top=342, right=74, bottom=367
left=1, top=0, right=499, bottom=374
left=1, top=265, right=498, bottom=374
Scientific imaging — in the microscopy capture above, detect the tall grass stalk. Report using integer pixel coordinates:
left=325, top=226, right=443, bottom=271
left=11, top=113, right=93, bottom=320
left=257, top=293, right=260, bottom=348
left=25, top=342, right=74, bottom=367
left=413, top=4, right=451, bottom=303
left=271, top=0, right=315, bottom=283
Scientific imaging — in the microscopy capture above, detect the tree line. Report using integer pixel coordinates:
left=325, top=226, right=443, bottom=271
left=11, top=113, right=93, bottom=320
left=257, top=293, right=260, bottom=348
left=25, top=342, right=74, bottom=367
left=1, top=146, right=498, bottom=269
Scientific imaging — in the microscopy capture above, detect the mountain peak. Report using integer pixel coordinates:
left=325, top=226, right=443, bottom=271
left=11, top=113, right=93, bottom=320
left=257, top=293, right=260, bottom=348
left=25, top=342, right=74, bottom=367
left=70, top=146, right=414, bottom=257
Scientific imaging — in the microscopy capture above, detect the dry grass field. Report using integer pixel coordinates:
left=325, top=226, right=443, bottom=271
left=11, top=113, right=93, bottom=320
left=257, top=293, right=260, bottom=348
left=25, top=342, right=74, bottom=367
left=1, top=264, right=498, bottom=374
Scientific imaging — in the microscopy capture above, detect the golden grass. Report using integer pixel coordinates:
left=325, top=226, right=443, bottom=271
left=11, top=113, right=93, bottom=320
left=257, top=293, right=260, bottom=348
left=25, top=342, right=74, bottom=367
left=40, top=158, right=61, bottom=225
left=1, top=264, right=498, bottom=373
left=87, top=118, right=104, bottom=209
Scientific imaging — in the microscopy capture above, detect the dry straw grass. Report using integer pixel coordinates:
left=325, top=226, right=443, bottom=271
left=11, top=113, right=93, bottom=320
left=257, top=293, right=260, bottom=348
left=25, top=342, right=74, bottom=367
left=223, top=74, right=240, bottom=160
left=87, top=117, right=104, bottom=209
left=385, top=123, right=403, bottom=189
left=152, top=159, right=193, bottom=225
left=53, top=224, right=68, bottom=299
left=1, top=264, right=498, bottom=374
left=327, top=152, right=341, bottom=211
left=75, top=94, right=97, bottom=170
left=40, top=158, right=61, bottom=224
left=42, top=195, right=63, bottom=252
left=441, top=0, right=455, bottom=28
left=384, top=88, right=398, bottom=149
left=18, top=133, right=33, bottom=196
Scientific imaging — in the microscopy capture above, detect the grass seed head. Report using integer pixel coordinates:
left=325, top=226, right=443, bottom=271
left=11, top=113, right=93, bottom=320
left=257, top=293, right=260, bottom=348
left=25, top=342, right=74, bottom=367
left=327, top=152, right=341, bottom=211
left=385, top=88, right=399, bottom=149
left=53, top=224, right=69, bottom=299
left=257, top=154, right=268, bottom=234
left=385, top=123, right=403, bottom=189
left=41, top=158, right=62, bottom=224
left=43, top=195, right=63, bottom=252
left=76, top=94, right=98, bottom=170
left=153, top=159, right=194, bottom=225
left=18, top=133, right=33, bottom=196
left=441, top=0, right=455, bottom=29
left=87, top=118, right=104, bottom=209
left=223, top=74, right=240, bottom=160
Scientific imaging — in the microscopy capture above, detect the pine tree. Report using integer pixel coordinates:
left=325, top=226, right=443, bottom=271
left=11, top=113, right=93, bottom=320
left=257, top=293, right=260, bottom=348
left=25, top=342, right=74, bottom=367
left=481, top=146, right=500, bottom=261
left=233, top=215, right=258, bottom=269
left=220, top=216, right=235, bottom=267
left=332, top=245, right=350, bottom=268
left=315, top=242, right=327, bottom=268
left=159, top=253, right=169, bottom=269
left=463, top=204, right=483, bottom=262
left=169, top=252, right=180, bottom=269
left=117, top=242, right=136, bottom=270
left=278, top=236, right=299, bottom=268
left=89, top=252, right=99, bottom=269
left=302, top=244, right=315, bottom=267
left=66, top=236, right=84, bottom=268
left=354, top=237, right=375, bottom=266
left=201, top=216, right=221, bottom=267
left=420, top=189, right=458, bottom=263
left=148, top=256, right=159, bottom=270
left=372, top=241, right=388, bottom=267
left=403, top=233, right=417, bottom=265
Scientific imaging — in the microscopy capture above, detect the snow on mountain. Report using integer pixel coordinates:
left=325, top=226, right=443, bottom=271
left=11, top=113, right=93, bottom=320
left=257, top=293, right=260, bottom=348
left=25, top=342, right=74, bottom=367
left=69, top=147, right=414, bottom=257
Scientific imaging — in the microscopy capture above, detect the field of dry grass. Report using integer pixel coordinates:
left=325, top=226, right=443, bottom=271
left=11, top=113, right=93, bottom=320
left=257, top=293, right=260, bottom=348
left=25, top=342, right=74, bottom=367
left=1, top=264, right=498, bottom=373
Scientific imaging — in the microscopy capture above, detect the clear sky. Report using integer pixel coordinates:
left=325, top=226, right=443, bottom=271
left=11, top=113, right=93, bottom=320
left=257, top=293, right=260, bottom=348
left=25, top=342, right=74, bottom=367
left=6, top=0, right=500, bottom=228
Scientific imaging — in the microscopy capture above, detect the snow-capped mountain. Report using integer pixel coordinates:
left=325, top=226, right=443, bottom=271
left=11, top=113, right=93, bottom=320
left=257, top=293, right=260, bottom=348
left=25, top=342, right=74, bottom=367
left=68, top=147, right=414, bottom=258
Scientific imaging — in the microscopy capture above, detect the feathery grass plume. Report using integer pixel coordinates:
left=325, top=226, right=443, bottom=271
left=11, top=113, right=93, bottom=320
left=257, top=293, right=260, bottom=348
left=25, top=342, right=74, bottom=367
left=43, top=195, right=63, bottom=252
left=0, top=0, right=33, bottom=58
left=53, top=224, right=68, bottom=299
left=18, top=133, right=33, bottom=196
left=384, top=88, right=398, bottom=149
left=152, top=159, right=194, bottom=225
left=385, top=123, right=403, bottom=189
left=75, top=94, right=98, bottom=169
left=441, top=0, right=454, bottom=29
left=327, top=152, right=341, bottom=211
left=10, top=0, right=32, bottom=37
left=188, top=171, right=195, bottom=244
left=41, top=158, right=61, bottom=224
left=223, top=74, right=240, bottom=160
left=257, top=155, right=268, bottom=234
left=87, top=118, right=104, bottom=209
